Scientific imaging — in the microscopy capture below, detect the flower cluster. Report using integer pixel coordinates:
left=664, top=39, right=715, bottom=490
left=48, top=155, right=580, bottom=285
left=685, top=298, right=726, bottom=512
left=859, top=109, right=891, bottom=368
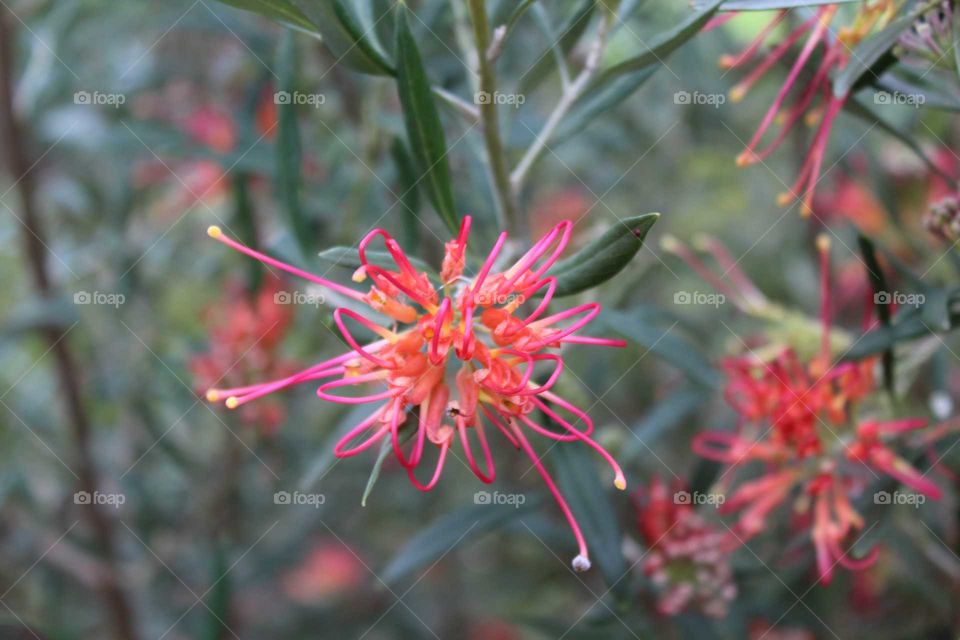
left=204, top=217, right=628, bottom=570
left=633, top=477, right=737, bottom=618
left=191, top=276, right=296, bottom=434
left=897, top=0, right=958, bottom=69
left=672, top=234, right=942, bottom=583
left=719, top=1, right=898, bottom=214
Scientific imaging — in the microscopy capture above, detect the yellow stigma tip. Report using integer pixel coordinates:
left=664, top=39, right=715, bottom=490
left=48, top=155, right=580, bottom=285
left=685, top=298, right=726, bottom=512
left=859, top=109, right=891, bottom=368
left=225, top=397, right=239, bottom=409
left=614, top=477, right=627, bottom=491
left=776, top=192, right=792, bottom=207
left=816, top=234, right=831, bottom=252
left=207, top=225, right=222, bottom=238
left=205, top=389, right=219, bottom=402
left=729, top=88, right=746, bottom=103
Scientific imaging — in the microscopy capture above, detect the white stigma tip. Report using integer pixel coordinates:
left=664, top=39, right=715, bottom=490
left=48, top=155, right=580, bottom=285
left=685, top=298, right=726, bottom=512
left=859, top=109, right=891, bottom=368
left=207, top=225, right=222, bottom=238
left=572, top=555, right=591, bottom=572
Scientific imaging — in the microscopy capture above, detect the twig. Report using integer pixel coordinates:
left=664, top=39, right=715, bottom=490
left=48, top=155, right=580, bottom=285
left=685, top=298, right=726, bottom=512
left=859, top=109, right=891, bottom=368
left=467, top=0, right=520, bottom=235
left=0, top=9, right=139, bottom=640
left=510, top=9, right=613, bottom=196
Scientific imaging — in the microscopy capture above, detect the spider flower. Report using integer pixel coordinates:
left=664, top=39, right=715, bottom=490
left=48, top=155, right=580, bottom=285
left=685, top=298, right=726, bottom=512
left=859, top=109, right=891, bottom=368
left=671, top=234, right=942, bottom=583
left=204, top=217, right=628, bottom=571
left=191, top=276, right=296, bottom=434
left=720, top=1, right=898, bottom=214
left=633, top=477, right=737, bottom=618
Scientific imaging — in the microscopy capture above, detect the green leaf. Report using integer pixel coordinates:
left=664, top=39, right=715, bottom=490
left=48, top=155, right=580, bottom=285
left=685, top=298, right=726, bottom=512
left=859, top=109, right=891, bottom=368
left=833, top=1, right=926, bottom=98
left=275, top=32, right=311, bottom=257
left=720, top=0, right=859, bottom=8
left=0, top=296, right=78, bottom=340
left=845, top=290, right=960, bottom=359
left=317, top=246, right=435, bottom=276
left=549, top=213, right=659, bottom=297
left=519, top=0, right=596, bottom=95
left=291, top=0, right=395, bottom=75
left=213, top=0, right=318, bottom=33
left=556, top=65, right=658, bottom=145
left=857, top=234, right=894, bottom=391
left=602, top=310, right=723, bottom=388
left=381, top=495, right=543, bottom=584
left=843, top=96, right=955, bottom=183
left=390, top=137, right=422, bottom=251
left=362, top=435, right=394, bottom=507
left=594, top=0, right=723, bottom=87
left=551, top=442, right=626, bottom=588
left=394, top=3, right=459, bottom=234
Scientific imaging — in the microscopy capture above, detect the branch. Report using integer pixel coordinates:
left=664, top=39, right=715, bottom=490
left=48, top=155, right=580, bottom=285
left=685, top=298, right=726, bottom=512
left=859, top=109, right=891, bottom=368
left=467, top=0, right=520, bottom=234
left=0, top=9, right=140, bottom=640
left=510, top=9, right=613, bottom=195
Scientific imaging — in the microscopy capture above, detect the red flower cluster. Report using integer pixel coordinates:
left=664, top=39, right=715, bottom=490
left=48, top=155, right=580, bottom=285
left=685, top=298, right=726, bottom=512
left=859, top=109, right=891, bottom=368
left=633, top=477, right=737, bottom=618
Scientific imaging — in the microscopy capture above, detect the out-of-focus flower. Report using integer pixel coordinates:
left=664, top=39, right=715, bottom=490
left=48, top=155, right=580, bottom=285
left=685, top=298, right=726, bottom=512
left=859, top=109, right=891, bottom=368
left=191, top=276, right=296, bottom=434
left=748, top=620, right=816, bottom=640
left=670, top=234, right=942, bottom=583
left=530, top=187, right=590, bottom=240
left=281, top=540, right=366, bottom=604
left=923, top=193, right=960, bottom=242
left=633, top=476, right=737, bottom=618
left=204, top=217, right=628, bottom=571
left=897, top=0, right=957, bottom=70
left=719, top=2, right=898, bottom=214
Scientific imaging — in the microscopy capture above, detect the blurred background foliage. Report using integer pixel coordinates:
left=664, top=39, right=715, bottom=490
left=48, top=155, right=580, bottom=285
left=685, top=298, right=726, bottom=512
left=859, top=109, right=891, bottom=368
left=1, top=0, right=959, bottom=638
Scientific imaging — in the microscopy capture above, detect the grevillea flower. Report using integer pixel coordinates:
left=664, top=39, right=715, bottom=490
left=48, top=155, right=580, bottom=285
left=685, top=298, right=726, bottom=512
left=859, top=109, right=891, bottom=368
left=191, top=276, right=296, bottom=434
left=204, top=217, right=628, bottom=570
left=897, top=0, right=958, bottom=70
left=633, top=477, right=737, bottom=618
left=718, top=2, right=897, bottom=214
left=669, top=233, right=942, bottom=583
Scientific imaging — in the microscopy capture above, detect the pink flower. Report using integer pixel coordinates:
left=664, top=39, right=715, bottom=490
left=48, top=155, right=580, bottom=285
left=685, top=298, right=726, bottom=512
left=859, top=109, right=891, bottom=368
left=633, top=477, right=737, bottom=618
left=204, top=217, right=628, bottom=570
left=720, top=2, right=897, bottom=214
left=674, top=233, right=942, bottom=583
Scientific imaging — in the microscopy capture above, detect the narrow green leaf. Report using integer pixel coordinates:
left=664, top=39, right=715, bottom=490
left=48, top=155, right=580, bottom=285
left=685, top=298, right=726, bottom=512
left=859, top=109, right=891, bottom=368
left=549, top=213, right=659, bottom=297
left=390, top=137, right=421, bottom=251
left=231, top=173, right=262, bottom=293
left=857, top=234, right=894, bottom=391
left=833, top=1, right=926, bottom=98
left=317, top=246, right=435, bottom=276
left=394, top=3, right=459, bottom=234
left=519, top=0, right=596, bottom=95
left=720, top=0, right=859, bottom=8
left=214, top=0, right=318, bottom=33
left=362, top=435, right=394, bottom=507
left=551, top=442, right=626, bottom=588
left=844, top=96, right=955, bottom=183
left=275, top=32, right=311, bottom=256
left=381, top=495, right=543, bottom=584
left=202, top=543, right=232, bottom=640
left=556, top=65, right=658, bottom=145
left=602, top=310, right=723, bottom=388
left=595, top=0, right=722, bottom=87
left=291, top=0, right=395, bottom=75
